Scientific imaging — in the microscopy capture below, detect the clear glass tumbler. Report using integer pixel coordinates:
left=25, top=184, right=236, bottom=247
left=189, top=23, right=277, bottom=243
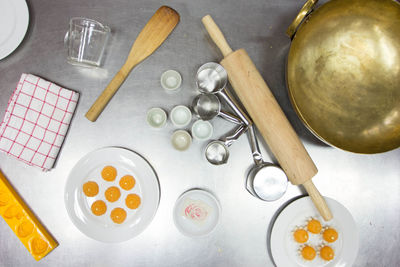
left=65, top=17, right=110, bottom=67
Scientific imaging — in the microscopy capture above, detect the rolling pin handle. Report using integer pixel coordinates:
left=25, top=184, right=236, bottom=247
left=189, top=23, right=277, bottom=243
left=302, top=180, right=333, bottom=221
left=201, top=15, right=233, bottom=57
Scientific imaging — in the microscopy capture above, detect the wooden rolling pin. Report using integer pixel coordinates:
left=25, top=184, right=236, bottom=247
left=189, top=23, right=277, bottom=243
left=85, top=6, right=180, bottom=122
left=202, top=15, right=332, bottom=221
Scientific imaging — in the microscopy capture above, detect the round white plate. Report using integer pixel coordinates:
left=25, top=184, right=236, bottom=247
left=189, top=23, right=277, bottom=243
left=173, top=189, right=221, bottom=237
left=65, top=147, right=160, bottom=243
left=0, top=0, right=29, bottom=60
left=270, top=197, right=359, bottom=267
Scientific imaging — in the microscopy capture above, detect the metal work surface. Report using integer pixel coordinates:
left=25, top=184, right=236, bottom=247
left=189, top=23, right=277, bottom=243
left=0, top=0, right=399, bottom=266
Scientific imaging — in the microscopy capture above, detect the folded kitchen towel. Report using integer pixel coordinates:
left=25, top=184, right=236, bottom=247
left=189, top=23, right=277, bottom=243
left=0, top=73, right=79, bottom=171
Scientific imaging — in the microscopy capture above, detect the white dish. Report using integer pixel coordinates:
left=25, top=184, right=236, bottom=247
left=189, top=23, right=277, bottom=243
left=160, top=70, right=182, bottom=91
left=65, top=147, right=160, bottom=243
left=0, top=0, right=29, bottom=60
left=173, top=189, right=221, bottom=237
left=191, top=120, right=213, bottom=140
left=270, top=196, right=359, bottom=267
left=146, top=107, right=167, bottom=128
left=170, top=105, right=192, bottom=127
left=171, top=130, right=192, bottom=151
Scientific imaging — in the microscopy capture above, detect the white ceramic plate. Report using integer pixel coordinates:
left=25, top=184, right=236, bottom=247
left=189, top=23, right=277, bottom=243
left=65, top=147, right=160, bottom=243
left=173, top=189, right=221, bottom=237
left=270, top=197, right=359, bottom=267
left=0, top=0, right=29, bottom=60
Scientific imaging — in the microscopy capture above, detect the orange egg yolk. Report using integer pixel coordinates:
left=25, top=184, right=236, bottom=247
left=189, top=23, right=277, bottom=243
left=0, top=190, right=9, bottom=206
left=3, top=205, right=23, bottom=219
left=119, top=175, right=136, bottom=190
left=110, top=207, right=127, bottom=224
left=320, top=246, right=335, bottom=261
left=91, top=200, right=107, bottom=216
left=30, top=237, right=48, bottom=255
left=307, top=218, right=322, bottom=234
left=301, top=245, right=316, bottom=261
left=101, top=166, right=117, bottom=181
left=125, top=194, right=141, bottom=209
left=105, top=186, right=121, bottom=202
left=323, top=228, right=338, bottom=243
left=17, top=220, right=34, bottom=237
left=82, top=181, right=99, bottom=197
left=293, top=229, right=309, bottom=243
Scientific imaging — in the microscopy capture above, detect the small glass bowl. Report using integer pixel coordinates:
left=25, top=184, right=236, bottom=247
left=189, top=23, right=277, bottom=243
left=173, top=189, right=221, bottom=237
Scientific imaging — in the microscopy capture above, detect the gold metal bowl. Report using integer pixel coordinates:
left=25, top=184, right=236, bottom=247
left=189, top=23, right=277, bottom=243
left=286, top=0, right=400, bottom=153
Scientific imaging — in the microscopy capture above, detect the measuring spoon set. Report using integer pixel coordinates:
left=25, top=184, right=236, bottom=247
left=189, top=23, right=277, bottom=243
left=147, top=62, right=288, bottom=202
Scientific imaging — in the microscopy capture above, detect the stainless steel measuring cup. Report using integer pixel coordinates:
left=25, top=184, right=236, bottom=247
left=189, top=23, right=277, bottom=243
left=196, top=62, right=251, bottom=126
left=246, top=125, right=288, bottom=201
left=205, top=124, right=247, bottom=165
left=192, top=93, right=242, bottom=124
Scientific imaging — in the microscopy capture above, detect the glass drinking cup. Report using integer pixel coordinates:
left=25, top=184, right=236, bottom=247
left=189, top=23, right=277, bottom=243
left=65, top=17, right=110, bottom=67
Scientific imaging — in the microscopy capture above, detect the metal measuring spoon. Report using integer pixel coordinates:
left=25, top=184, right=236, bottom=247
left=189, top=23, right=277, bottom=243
left=192, top=93, right=242, bottom=124
left=196, top=62, right=287, bottom=198
left=205, top=124, right=247, bottom=165
left=196, top=62, right=251, bottom=126
left=246, top=125, right=288, bottom=201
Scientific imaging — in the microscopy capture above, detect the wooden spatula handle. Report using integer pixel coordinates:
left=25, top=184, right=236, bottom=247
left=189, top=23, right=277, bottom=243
left=202, top=15, right=233, bottom=57
left=85, top=68, right=128, bottom=122
left=85, top=6, right=180, bottom=122
left=303, top=180, right=333, bottom=221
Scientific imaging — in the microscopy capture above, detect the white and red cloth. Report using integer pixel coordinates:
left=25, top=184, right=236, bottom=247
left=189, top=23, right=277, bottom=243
left=0, top=74, right=79, bottom=171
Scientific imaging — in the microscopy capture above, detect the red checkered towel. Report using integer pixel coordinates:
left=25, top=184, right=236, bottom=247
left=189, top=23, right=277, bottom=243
left=0, top=74, right=79, bottom=171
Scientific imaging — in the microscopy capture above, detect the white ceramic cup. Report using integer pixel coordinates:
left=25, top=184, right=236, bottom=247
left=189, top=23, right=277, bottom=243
left=171, top=130, right=192, bottom=151
left=191, top=120, right=213, bottom=140
left=170, top=105, right=192, bottom=127
left=146, top=108, right=167, bottom=128
left=161, top=70, right=182, bottom=92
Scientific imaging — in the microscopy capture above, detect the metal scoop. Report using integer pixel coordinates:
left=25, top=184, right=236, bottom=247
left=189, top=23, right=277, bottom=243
left=196, top=62, right=251, bottom=126
left=205, top=124, right=247, bottom=165
left=246, top=125, right=288, bottom=201
left=192, top=93, right=242, bottom=124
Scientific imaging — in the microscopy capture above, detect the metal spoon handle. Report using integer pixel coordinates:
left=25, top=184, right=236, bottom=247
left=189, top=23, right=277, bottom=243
left=225, top=124, right=247, bottom=147
left=218, top=88, right=252, bottom=126
left=218, top=111, right=243, bottom=125
left=247, top=125, right=264, bottom=166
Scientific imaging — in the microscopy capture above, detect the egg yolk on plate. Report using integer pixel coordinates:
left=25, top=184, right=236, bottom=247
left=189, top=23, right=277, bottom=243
left=307, top=218, right=322, bottom=234
left=82, top=181, right=99, bottom=197
left=110, top=207, right=127, bottom=224
left=119, top=175, right=136, bottom=191
left=293, top=229, right=308, bottom=243
left=105, top=186, right=121, bottom=202
left=320, top=246, right=335, bottom=261
left=301, top=245, right=316, bottom=261
left=91, top=200, right=107, bottom=216
left=101, top=166, right=117, bottom=181
left=125, top=194, right=141, bottom=209
left=323, top=227, right=338, bottom=243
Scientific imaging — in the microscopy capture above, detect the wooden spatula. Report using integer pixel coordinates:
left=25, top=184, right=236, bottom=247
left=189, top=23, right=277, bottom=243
left=85, top=6, right=180, bottom=122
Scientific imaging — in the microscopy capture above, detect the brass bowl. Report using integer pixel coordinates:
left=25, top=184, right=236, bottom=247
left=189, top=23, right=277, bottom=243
left=286, top=0, right=400, bottom=153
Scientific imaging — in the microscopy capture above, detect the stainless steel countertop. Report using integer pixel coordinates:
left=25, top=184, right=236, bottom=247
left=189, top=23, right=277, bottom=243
left=0, top=0, right=399, bottom=266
